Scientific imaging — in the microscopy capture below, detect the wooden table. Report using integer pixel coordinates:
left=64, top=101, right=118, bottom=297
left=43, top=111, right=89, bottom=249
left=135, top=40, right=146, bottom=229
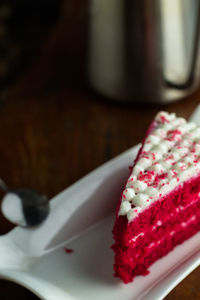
left=0, top=10, right=199, bottom=300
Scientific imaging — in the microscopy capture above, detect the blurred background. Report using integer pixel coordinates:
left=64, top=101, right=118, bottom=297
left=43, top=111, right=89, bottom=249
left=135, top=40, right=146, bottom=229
left=0, top=0, right=200, bottom=299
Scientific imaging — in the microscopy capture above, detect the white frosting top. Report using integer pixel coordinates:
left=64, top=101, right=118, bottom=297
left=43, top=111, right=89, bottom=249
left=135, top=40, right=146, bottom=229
left=119, top=111, right=200, bottom=222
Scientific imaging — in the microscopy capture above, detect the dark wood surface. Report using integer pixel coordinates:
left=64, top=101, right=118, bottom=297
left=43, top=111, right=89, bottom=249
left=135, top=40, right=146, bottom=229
left=0, top=8, right=200, bottom=300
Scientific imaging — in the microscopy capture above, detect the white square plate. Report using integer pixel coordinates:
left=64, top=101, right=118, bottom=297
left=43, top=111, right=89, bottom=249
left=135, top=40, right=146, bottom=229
left=0, top=107, right=200, bottom=300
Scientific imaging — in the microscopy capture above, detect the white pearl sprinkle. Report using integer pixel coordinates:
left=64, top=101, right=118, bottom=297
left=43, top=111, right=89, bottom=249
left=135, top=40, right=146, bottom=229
left=127, top=207, right=142, bottom=222
left=133, top=180, right=147, bottom=192
left=170, top=150, right=181, bottom=161
left=122, top=188, right=135, bottom=201
left=156, top=111, right=170, bottom=123
left=126, top=175, right=137, bottom=187
left=151, top=163, right=164, bottom=173
left=152, top=144, right=167, bottom=155
left=138, top=157, right=152, bottom=169
left=192, top=127, right=200, bottom=138
left=119, top=201, right=132, bottom=216
left=153, top=151, right=162, bottom=161
left=153, top=128, right=166, bottom=138
left=148, top=135, right=160, bottom=145
left=175, top=162, right=187, bottom=171
left=145, top=187, right=157, bottom=197
left=162, top=123, right=172, bottom=131
left=132, top=164, right=144, bottom=176
left=161, top=160, right=172, bottom=170
left=184, top=156, right=193, bottom=164
left=143, top=143, right=152, bottom=152
left=132, top=194, right=149, bottom=207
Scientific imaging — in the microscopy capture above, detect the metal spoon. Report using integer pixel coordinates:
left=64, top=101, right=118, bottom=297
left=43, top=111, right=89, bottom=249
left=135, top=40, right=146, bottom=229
left=0, top=179, right=49, bottom=227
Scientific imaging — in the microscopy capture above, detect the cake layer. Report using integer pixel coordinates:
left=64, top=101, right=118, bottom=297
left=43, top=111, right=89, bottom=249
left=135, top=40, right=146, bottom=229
left=114, top=201, right=200, bottom=266
left=113, top=196, right=200, bottom=259
left=114, top=212, right=200, bottom=283
left=114, top=172, right=200, bottom=246
left=113, top=172, right=200, bottom=283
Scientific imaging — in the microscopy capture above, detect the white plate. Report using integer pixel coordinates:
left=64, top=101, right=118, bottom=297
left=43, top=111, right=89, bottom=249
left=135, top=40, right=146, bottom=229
left=0, top=107, right=200, bottom=300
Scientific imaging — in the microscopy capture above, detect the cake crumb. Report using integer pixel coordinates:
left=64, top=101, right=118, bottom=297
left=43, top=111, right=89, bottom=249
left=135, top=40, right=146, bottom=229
left=64, top=247, right=74, bottom=254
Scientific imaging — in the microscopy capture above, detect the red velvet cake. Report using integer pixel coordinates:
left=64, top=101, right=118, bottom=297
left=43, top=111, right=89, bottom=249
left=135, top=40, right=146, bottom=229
left=112, top=111, right=200, bottom=283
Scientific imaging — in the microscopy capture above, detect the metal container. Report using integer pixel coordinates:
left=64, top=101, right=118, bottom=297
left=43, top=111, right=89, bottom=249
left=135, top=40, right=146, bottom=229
left=88, top=0, right=200, bottom=103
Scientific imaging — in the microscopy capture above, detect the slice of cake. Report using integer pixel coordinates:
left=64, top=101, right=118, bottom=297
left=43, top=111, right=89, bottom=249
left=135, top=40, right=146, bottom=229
left=112, top=111, right=200, bottom=283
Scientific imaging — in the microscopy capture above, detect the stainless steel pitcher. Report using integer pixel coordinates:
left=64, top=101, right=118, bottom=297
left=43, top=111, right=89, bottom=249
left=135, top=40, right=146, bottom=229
left=88, top=0, right=200, bottom=103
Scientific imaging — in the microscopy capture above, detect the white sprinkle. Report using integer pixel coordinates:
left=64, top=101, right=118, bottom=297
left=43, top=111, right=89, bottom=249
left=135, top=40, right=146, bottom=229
left=145, top=187, right=157, bottom=197
left=148, top=135, right=160, bottom=145
left=138, top=157, right=152, bottom=169
left=151, top=163, right=164, bottom=173
left=127, top=207, right=142, bottom=221
left=119, top=201, right=132, bottom=216
left=132, top=194, right=149, bottom=207
left=122, top=188, right=135, bottom=201
left=132, top=165, right=144, bottom=176
left=133, top=180, right=147, bottom=192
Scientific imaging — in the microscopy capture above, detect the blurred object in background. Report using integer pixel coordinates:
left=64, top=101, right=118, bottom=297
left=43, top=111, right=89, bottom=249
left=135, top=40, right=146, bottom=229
left=0, top=0, right=62, bottom=100
left=88, top=0, right=200, bottom=104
